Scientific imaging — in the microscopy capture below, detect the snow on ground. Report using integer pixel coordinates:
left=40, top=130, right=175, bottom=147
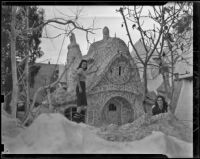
left=2, top=113, right=192, bottom=157
left=2, top=113, right=24, bottom=138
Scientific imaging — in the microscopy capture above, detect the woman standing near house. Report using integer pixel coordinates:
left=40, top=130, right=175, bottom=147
left=152, top=95, right=168, bottom=116
left=73, top=59, right=88, bottom=122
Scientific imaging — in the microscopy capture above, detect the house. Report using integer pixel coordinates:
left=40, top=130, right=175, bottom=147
left=62, top=27, right=145, bottom=127
left=173, top=74, right=193, bottom=128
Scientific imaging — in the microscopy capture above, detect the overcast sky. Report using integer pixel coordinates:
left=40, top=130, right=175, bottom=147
left=37, top=6, right=157, bottom=65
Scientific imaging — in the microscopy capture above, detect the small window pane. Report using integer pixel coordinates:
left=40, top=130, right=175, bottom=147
left=109, top=104, right=116, bottom=111
left=119, top=66, right=121, bottom=76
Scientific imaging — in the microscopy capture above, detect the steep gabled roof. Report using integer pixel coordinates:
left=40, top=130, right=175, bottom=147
left=130, top=39, right=160, bottom=80
left=83, top=37, right=131, bottom=91
left=130, top=39, right=158, bottom=60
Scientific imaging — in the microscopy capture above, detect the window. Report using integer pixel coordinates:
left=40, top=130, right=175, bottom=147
left=109, top=104, right=116, bottom=111
left=119, top=66, right=121, bottom=76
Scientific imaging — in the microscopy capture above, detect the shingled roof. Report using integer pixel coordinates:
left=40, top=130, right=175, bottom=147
left=83, top=37, right=131, bottom=91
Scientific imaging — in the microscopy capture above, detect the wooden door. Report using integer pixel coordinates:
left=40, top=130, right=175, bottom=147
left=121, top=105, right=133, bottom=124
left=106, top=102, right=121, bottom=125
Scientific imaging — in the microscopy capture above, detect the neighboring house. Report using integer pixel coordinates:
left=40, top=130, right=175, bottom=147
left=173, top=74, right=193, bottom=128
left=63, top=27, right=145, bottom=127
left=30, top=63, right=59, bottom=103
left=130, top=39, right=162, bottom=93
left=162, top=14, right=193, bottom=117
left=130, top=15, right=193, bottom=123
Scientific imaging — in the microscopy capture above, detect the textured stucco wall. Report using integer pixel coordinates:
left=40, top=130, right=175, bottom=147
left=86, top=91, right=144, bottom=126
left=175, top=80, right=193, bottom=128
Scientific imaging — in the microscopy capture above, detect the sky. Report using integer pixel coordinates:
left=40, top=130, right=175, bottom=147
left=36, top=5, right=193, bottom=79
left=37, top=6, right=156, bottom=64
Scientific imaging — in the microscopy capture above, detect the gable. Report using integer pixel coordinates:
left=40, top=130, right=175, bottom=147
left=88, top=53, right=143, bottom=95
left=85, top=37, right=130, bottom=90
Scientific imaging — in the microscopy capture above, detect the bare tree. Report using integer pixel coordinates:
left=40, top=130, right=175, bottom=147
left=117, top=2, right=192, bottom=113
left=5, top=6, right=99, bottom=125
left=151, top=3, right=193, bottom=112
left=117, top=6, right=164, bottom=113
left=21, top=7, right=99, bottom=125
left=10, top=6, right=18, bottom=118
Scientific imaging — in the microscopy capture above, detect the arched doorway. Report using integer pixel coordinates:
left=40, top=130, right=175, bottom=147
left=101, top=96, right=134, bottom=125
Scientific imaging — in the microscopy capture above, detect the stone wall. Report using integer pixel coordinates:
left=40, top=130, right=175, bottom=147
left=97, top=112, right=192, bottom=143
left=86, top=91, right=144, bottom=126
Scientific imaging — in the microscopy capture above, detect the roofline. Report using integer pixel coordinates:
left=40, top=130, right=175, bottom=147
left=35, top=62, right=60, bottom=66
left=175, top=74, right=193, bottom=81
left=131, top=38, right=158, bottom=55
left=87, top=52, right=134, bottom=91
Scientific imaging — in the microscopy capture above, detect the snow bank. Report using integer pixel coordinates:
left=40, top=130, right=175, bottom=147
left=2, top=113, right=24, bottom=138
left=3, top=113, right=192, bottom=157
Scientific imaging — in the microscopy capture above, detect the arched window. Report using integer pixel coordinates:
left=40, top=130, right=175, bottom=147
left=119, top=66, right=121, bottom=76
left=109, top=103, right=116, bottom=111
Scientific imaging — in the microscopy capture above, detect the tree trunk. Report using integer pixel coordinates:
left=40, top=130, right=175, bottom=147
left=167, top=40, right=174, bottom=113
left=47, top=88, right=53, bottom=111
left=170, top=49, right=175, bottom=113
left=22, top=67, right=68, bottom=125
left=143, top=65, right=148, bottom=113
left=10, top=6, right=18, bottom=118
left=162, top=72, right=172, bottom=113
left=24, top=7, right=30, bottom=118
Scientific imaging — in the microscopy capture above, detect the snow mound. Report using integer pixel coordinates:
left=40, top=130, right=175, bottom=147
left=3, top=113, right=192, bottom=157
left=2, top=113, right=24, bottom=138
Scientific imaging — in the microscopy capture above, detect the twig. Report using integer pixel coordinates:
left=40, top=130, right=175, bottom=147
left=117, top=7, right=144, bottom=65
left=22, top=65, right=68, bottom=125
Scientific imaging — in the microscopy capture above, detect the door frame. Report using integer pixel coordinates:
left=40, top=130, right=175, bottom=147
left=102, top=98, right=123, bottom=125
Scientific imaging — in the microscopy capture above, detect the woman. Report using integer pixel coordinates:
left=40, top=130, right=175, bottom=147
left=152, top=95, right=168, bottom=116
left=73, top=59, right=88, bottom=122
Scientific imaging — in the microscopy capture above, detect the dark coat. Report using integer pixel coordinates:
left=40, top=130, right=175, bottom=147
left=152, top=104, right=168, bottom=116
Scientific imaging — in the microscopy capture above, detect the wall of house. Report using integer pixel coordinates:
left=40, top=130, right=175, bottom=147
left=175, top=79, right=193, bottom=128
left=86, top=91, right=144, bottom=126
left=171, top=80, right=183, bottom=113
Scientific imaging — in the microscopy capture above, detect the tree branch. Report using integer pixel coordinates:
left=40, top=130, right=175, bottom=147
left=22, top=65, right=68, bottom=125
left=117, top=7, right=145, bottom=65
left=134, top=6, right=149, bottom=55
left=146, top=6, right=164, bottom=62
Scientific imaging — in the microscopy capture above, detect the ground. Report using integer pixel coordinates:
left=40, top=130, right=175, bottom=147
left=2, top=112, right=192, bottom=157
